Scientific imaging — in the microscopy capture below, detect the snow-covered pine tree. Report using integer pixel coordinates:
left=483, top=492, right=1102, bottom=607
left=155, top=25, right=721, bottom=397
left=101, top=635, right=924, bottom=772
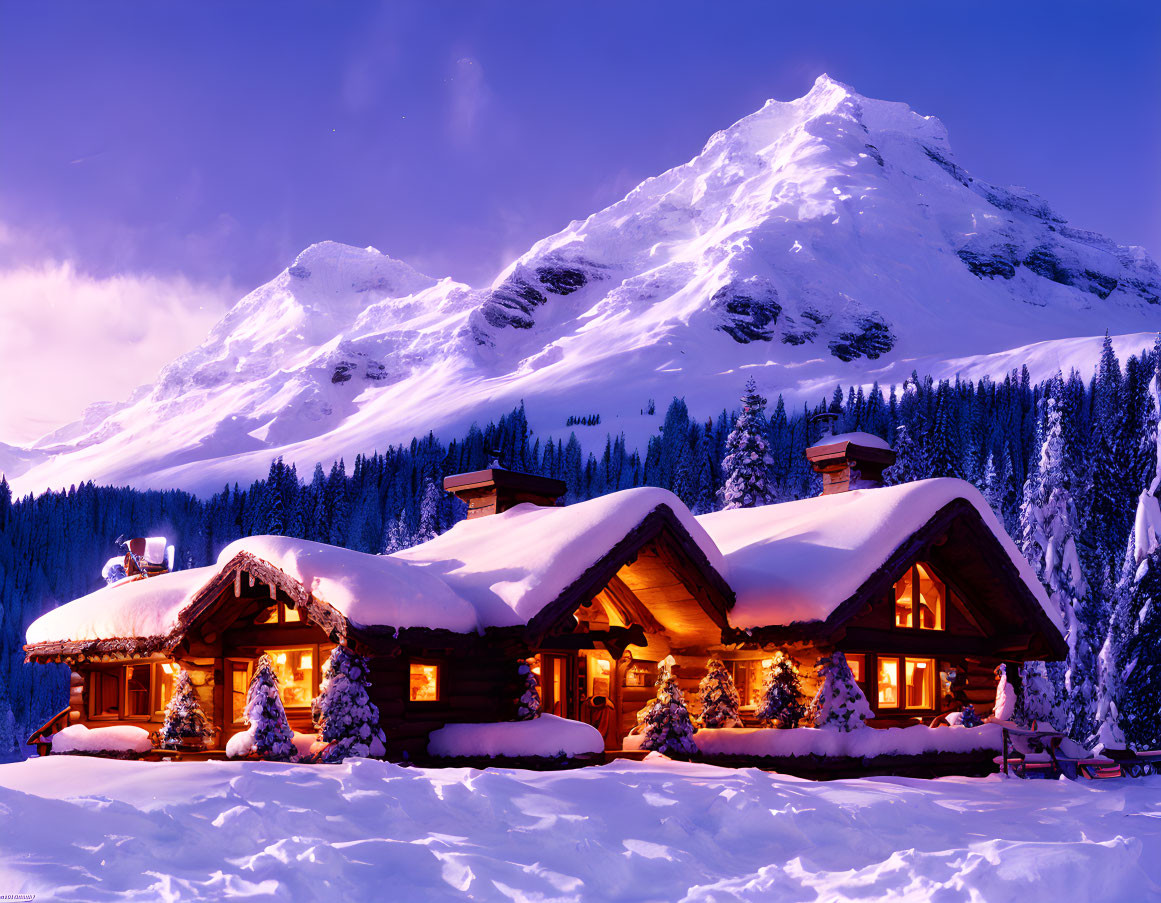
left=158, top=670, right=212, bottom=749
left=808, top=652, right=873, bottom=732
left=755, top=651, right=807, bottom=728
left=1107, top=358, right=1161, bottom=749
left=515, top=659, right=541, bottom=720
left=1017, top=388, right=1097, bottom=741
left=311, top=646, right=387, bottom=762
left=960, top=704, right=982, bottom=728
left=886, top=423, right=925, bottom=485
left=1015, top=660, right=1057, bottom=729
left=640, top=656, right=698, bottom=757
left=698, top=658, right=741, bottom=728
left=721, top=377, right=776, bottom=509
left=242, top=654, right=296, bottom=760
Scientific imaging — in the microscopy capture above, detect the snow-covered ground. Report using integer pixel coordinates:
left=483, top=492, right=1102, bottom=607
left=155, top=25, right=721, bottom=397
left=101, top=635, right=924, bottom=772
left=1, top=757, right=1158, bottom=901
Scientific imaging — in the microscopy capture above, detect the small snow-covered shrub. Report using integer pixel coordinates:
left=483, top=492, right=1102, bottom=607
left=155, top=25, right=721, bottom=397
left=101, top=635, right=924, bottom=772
left=698, top=658, right=740, bottom=728
left=959, top=704, right=982, bottom=728
left=158, top=670, right=212, bottom=749
left=310, top=646, right=387, bottom=762
left=234, top=653, right=295, bottom=761
left=755, top=651, right=807, bottom=729
left=52, top=724, right=152, bottom=756
left=808, top=652, right=872, bottom=732
left=640, top=656, right=698, bottom=758
left=515, top=659, right=541, bottom=721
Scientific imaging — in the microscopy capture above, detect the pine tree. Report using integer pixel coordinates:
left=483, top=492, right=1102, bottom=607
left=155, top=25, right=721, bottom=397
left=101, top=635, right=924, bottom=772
left=640, top=656, right=698, bottom=757
left=808, top=652, right=872, bottom=731
left=754, top=651, right=807, bottom=728
left=959, top=704, right=982, bottom=728
left=515, top=659, right=541, bottom=720
left=158, top=670, right=212, bottom=748
left=721, top=378, right=776, bottom=509
left=1015, top=660, right=1057, bottom=729
left=311, top=647, right=386, bottom=762
left=1018, top=391, right=1096, bottom=741
left=886, top=423, right=925, bottom=485
left=697, top=658, right=741, bottom=728
left=241, top=654, right=296, bottom=760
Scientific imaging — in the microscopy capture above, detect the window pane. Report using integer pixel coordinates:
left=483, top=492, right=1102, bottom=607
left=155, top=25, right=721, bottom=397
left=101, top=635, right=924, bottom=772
left=894, top=568, right=915, bottom=628
left=905, top=658, right=934, bottom=709
left=126, top=665, right=151, bottom=716
left=846, top=653, right=865, bottom=683
left=268, top=648, right=314, bottom=707
left=283, top=604, right=301, bottom=623
left=409, top=663, right=440, bottom=701
left=231, top=664, right=250, bottom=723
left=256, top=605, right=278, bottom=625
left=157, top=664, right=178, bottom=713
left=916, top=563, right=945, bottom=630
left=94, top=671, right=120, bottom=715
left=878, top=658, right=899, bottom=707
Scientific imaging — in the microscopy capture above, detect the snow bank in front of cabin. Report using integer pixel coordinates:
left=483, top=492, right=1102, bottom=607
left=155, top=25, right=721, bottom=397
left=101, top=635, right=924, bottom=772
left=216, top=536, right=479, bottom=632
left=689, top=723, right=1006, bottom=758
left=26, top=564, right=219, bottom=645
left=395, top=487, right=725, bottom=626
left=698, top=478, right=1060, bottom=630
left=427, top=714, right=604, bottom=758
left=2, top=756, right=1159, bottom=901
left=50, top=724, right=152, bottom=755
left=225, top=728, right=316, bottom=760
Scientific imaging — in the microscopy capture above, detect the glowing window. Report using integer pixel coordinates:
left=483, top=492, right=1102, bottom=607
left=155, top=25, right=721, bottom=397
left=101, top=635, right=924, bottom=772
left=230, top=661, right=252, bottom=723
left=283, top=604, right=302, bottom=623
left=409, top=662, right=440, bottom=702
left=878, top=658, right=899, bottom=707
left=846, top=653, right=865, bottom=684
left=915, top=564, right=945, bottom=630
left=905, top=658, right=935, bottom=709
left=256, top=605, right=279, bottom=625
left=156, top=663, right=179, bottom=713
left=894, top=563, right=945, bottom=630
left=268, top=648, right=315, bottom=708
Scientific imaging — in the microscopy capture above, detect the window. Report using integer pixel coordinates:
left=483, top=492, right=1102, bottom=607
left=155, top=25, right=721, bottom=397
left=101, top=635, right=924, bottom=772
left=893, top=563, right=945, bottom=630
left=156, top=663, right=179, bottom=714
left=409, top=662, right=440, bottom=702
left=229, top=660, right=252, bottom=724
left=125, top=665, right=152, bottom=717
left=845, top=654, right=865, bottom=684
left=90, top=670, right=121, bottom=717
left=725, top=661, right=765, bottom=707
left=256, top=602, right=303, bottom=625
left=268, top=648, right=315, bottom=708
left=877, top=656, right=936, bottom=710
left=877, top=658, right=899, bottom=707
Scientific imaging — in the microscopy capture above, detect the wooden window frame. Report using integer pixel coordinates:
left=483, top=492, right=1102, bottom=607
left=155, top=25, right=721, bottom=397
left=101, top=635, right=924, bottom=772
left=227, top=657, right=254, bottom=727
left=88, top=663, right=156, bottom=722
left=893, top=561, right=947, bottom=632
left=255, top=601, right=303, bottom=626
left=407, top=658, right=444, bottom=705
left=260, top=643, right=321, bottom=714
left=873, top=654, right=937, bottom=713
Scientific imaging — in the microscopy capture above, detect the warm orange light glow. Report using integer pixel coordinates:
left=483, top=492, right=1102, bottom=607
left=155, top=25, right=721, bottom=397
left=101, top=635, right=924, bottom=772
left=905, top=658, right=935, bottom=709
left=878, top=658, right=899, bottom=707
left=267, top=648, right=314, bottom=707
left=409, top=663, right=440, bottom=701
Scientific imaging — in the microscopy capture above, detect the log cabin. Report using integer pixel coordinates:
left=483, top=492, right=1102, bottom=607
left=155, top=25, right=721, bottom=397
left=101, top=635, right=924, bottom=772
left=24, top=433, right=1065, bottom=762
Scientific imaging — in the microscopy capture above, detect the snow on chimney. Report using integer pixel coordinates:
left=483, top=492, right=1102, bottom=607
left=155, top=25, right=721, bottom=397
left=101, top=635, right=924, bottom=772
left=805, top=431, right=897, bottom=495
left=443, top=469, right=566, bottom=519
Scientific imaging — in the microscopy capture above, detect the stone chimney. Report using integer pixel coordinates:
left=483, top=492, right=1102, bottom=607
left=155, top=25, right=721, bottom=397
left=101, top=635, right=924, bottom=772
left=443, top=468, right=567, bottom=519
left=805, top=431, right=897, bottom=495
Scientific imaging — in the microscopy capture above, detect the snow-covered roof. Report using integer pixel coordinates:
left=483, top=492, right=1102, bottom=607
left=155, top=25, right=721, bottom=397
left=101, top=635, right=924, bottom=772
left=26, top=488, right=721, bottom=647
left=25, top=565, right=219, bottom=646
left=214, top=536, right=479, bottom=633
left=697, top=478, right=1060, bottom=632
left=808, top=431, right=892, bottom=451
left=392, top=487, right=725, bottom=628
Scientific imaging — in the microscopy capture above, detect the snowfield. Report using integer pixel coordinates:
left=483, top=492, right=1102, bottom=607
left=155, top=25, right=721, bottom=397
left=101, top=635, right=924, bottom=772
left=0, top=757, right=1158, bottom=902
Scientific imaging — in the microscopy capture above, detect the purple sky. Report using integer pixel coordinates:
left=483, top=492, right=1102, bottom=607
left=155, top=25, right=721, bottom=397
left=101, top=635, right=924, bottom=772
left=1, top=2, right=1159, bottom=442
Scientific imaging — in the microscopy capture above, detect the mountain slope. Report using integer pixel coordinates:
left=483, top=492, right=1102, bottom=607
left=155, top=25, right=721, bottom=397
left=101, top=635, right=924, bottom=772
left=8, top=75, right=1161, bottom=495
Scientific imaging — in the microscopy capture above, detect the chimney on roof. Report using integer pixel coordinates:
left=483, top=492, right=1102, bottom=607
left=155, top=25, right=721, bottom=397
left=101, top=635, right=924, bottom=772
left=805, top=425, right=897, bottom=495
left=443, top=467, right=567, bottom=519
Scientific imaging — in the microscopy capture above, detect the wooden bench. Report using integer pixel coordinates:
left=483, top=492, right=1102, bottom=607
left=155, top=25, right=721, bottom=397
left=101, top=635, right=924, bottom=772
left=998, top=727, right=1118, bottom=779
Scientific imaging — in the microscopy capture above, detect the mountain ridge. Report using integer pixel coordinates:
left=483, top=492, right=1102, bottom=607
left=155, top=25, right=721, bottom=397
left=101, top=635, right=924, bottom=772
left=7, top=75, right=1160, bottom=496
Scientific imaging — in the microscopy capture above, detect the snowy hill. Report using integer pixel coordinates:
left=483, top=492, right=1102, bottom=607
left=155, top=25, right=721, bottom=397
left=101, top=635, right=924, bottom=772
left=9, top=75, right=1161, bottom=495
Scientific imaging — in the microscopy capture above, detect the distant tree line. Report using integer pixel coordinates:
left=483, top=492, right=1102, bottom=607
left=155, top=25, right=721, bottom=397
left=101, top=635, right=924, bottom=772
left=1, top=332, right=1158, bottom=757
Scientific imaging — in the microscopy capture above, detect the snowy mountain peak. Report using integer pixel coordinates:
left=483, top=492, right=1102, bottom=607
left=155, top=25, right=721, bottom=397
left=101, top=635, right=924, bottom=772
left=7, top=78, right=1161, bottom=495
